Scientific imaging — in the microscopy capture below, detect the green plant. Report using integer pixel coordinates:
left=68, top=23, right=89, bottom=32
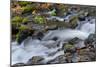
left=12, top=16, right=23, bottom=23
left=19, top=25, right=29, bottom=31
left=34, top=16, right=46, bottom=24
left=22, top=17, right=28, bottom=23
left=18, top=1, right=32, bottom=6
left=21, top=5, right=33, bottom=13
left=16, top=32, right=20, bottom=42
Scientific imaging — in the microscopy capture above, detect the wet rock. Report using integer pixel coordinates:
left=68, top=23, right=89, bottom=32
left=16, top=29, right=34, bottom=44
left=27, top=56, right=44, bottom=65
left=78, top=48, right=96, bottom=62
left=12, top=24, right=19, bottom=35
left=32, top=23, right=45, bottom=31
left=32, top=31, right=44, bottom=40
left=68, top=37, right=81, bottom=44
left=52, top=37, right=58, bottom=41
left=47, top=55, right=67, bottom=64
left=72, top=53, right=80, bottom=62
left=42, top=40, right=57, bottom=48
left=67, top=15, right=78, bottom=28
left=68, top=37, right=86, bottom=49
left=63, top=43, right=76, bottom=53
left=45, top=25, right=58, bottom=31
left=50, top=4, right=68, bottom=17
left=11, top=63, right=25, bottom=67
left=79, top=55, right=91, bottom=62
left=68, top=6, right=80, bottom=14
left=85, top=34, right=96, bottom=48
left=78, top=15, right=86, bottom=21
left=64, top=52, right=73, bottom=63
left=74, top=41, right=86, bottom=49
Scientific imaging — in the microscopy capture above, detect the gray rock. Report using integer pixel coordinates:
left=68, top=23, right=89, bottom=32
left=47, top=55, right=67, bottom=64
left=85, top=34, right=96, bottom=48
left=27, top=56, right=44, bottom=65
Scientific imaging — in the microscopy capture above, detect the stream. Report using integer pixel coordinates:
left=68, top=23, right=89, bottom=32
left=11, top=16, right=95, bottom=65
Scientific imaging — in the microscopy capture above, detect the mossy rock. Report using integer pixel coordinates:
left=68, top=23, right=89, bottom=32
left=21, top=5, right=33, bottom=13
left=55, top=4, right=68, bottom=16
left=22, top=17, right=29, bottom=23
left=34, top=16, right=46, bottom=24
left=18, top=1, right=32, bottom=6
left=12, top=16, right=23, bottom=23
left=68, top=37, right=81, bottom=45
left=63, top=43, right=75, bottom=53
left=68, top=15, right=78, bottom=28
left=16, top=28, right=34, bottom=44
left=19, top=25, right=29, bottom=31
left=64, top=44, right=74, bottom=49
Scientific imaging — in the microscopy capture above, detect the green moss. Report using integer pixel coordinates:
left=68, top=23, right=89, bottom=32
left=22, top=17, right=28, bottom=23
left=12, top=16, right=23, bottom=23
left=34, top=16, right=46, bottom=24
left=21, top=5, right=33, bottom=13
left=19, top=25, right=29, bottom=31
left=16, top=32, right=20, bottom=42
left=64, top=44, right=74, bottom=49
left=69, top=16, right=78, bottom=28
left=18, top=1, right=32, bottom=6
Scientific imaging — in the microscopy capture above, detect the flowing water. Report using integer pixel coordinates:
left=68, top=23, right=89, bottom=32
left=11, top=15, right=95, bottom=65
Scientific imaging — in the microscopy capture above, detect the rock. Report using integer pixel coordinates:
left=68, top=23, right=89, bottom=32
left=78, top=15, right=86, bottom=21
left=16, top=29, right=34, bottom=44
left=67, top=15, right=78, bottom=28
left=78, top=48, right=96, bottom=62
left=72, top=53, right=80, bottom=62
left=85, top=34, right=96, bottom=48
left=68, top=37, right=86, bottom=49
left=68, top=37, right=81, bottom=45
left=74, top=41, right=86, bottom=49
left=47, top=55, right=67, bottom=64
left=32, top=23, right=45, bottom=31
left=64, top=52, right=73, bottom=63
left=27, top=56, right=44, bottom=65
left=32, top=31, right=44, bottom=40
left=11, top=63, right=25, bottom=67
left=45, top=25, right=58, bottom=31
left=63, top=43, right=76, bottom=53
left=12, top=24, right=19, bottom=35
left=79, top=55, right=91, bottom=62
